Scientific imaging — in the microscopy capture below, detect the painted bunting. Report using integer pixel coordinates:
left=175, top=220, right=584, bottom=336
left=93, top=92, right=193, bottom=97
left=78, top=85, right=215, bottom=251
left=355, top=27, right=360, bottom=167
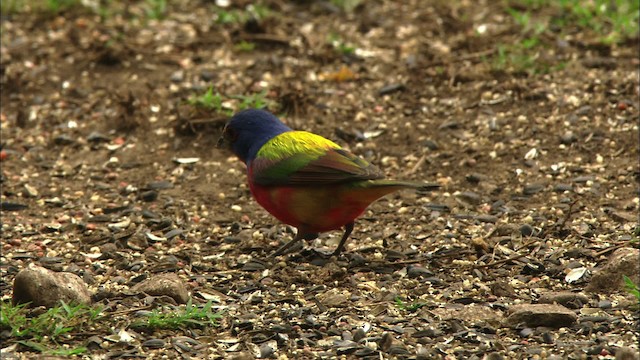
left=217, top=109, right=438, bottom=257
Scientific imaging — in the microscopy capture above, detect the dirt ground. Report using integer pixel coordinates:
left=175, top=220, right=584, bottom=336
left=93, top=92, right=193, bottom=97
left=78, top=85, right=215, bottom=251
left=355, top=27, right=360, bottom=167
left=1, top=0, right=639, bottom=359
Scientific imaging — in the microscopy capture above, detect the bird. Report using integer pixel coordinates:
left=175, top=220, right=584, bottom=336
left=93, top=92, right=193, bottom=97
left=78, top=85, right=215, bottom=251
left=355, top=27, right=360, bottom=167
left=217, top=109, right=438, bottom=257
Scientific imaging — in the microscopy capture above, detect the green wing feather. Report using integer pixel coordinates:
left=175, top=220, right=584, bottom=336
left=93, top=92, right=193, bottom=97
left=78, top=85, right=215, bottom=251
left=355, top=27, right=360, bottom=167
left=251, top=131, right=384, bottom=186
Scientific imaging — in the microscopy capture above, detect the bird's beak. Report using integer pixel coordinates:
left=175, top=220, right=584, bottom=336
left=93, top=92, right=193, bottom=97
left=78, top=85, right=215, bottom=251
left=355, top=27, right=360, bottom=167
left=216, top=136, right=226, bottom=149
left=217, top=124, right=229, bottom=149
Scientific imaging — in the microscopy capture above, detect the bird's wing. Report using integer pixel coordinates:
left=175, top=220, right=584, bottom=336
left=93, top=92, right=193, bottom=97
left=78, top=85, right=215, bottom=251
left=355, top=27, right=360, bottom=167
left=250, top=131, right=384, bottom=186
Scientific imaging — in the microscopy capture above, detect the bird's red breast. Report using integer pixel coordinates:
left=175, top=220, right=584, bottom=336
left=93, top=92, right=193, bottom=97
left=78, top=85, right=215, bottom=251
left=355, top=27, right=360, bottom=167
left=248, top=182, right=366, bottom=232
left=248, top=177, right=413, bottom=233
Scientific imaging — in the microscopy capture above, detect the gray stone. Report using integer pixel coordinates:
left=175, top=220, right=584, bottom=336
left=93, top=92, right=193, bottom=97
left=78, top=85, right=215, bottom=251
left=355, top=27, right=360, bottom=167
left=318, top=289, right=349, bottom=308
left=131, top=273, right=189, bottom=304
left=560, top=131, right=577, bottom=145
left=505, top=304, right=577, bottom=328
left=431, top=304, right=502, bottom=327
left=538, top=291, right=590, bottom=309
left=12, top=263, right=91, bottom=308
left=615, top=347, right=640, bottom=360
left=586, top=248, right=640, bottom=294
left=489, top=280, right=517, bottom=298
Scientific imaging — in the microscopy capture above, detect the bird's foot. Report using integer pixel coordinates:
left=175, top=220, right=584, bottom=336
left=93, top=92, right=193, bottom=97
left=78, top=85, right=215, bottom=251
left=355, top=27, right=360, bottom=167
left=269, top=241, right=304, bottom=258
left=269, top=232, right=318, bottom=258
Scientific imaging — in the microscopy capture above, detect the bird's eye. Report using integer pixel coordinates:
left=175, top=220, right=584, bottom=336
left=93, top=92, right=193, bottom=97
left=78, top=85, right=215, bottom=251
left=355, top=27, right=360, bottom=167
left=224, top=127, right=238, bottom=142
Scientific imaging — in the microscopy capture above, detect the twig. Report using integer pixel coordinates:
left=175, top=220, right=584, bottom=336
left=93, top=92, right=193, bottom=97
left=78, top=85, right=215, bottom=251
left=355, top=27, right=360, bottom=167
left=237, top=33, right=290, bottom=45
left=473, top=253, right=527, bottom=269
left=592, top=242, right=632, bottom=257
left=403, top=154, right=427, bottom=177
left=108, top=305, right=153, bottom=317
left=390, top=258, right=428, bottom=265
left=424, top=48, right=497, bottom=68
left=557, top=199, right=580, bottom=229
left=514, top=237, right=544, bottom=252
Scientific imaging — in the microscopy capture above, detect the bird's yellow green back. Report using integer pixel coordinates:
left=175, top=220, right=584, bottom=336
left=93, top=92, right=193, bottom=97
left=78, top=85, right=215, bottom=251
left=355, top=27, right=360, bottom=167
left=256, top=131, right=340, bottom=160
left=251, top=130, right=383, bottom=186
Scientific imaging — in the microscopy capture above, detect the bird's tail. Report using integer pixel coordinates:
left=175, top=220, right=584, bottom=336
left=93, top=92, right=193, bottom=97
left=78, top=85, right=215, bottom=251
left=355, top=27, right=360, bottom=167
left=364, top=179, right=440, bottom=192
left=347, top=180, right=439, bottom=204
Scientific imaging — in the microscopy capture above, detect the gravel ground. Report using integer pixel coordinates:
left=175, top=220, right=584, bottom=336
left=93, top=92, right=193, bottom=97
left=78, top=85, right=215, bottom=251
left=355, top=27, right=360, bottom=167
left=1, top=0, right=639, bottom=359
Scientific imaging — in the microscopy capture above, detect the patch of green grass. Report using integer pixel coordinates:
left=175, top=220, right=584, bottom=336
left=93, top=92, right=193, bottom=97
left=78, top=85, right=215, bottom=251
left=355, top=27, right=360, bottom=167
left=492, top=6, right=556, bottom=74
left=507, top=0, right=639, bottom=43
left=132, top=299, right=220, bottom=330
left=46, top=0, right=80, bottom=12
left=1, top=0, right=82, bottom=14
left=1, top=0, right=111, bottom=19
left=188, top=87, right=273, bottom=114
left=215, top=8, right=243, bottom=24
left=144, top=0, right=167, bottom=20
left=2, top=298, right=219, bottom=354
left=330, top=0, right=363, bottom=12
left=1, top=301, right=104, bottom=356
left=1, top=0, right=163, bottom=20
left=328, top=33, right=357, bottom=56
left=18, top=341, right=88, bottom=356
left=491, top=42, right=564, bottom=74
left=189, top=86, right=227, bottom=112
left=247, top=3, right=270, bottom=20
left=230, top=90, right=272, bottom=111
left=623, top=275, right=640, bottom=301
left=234, top=40, right=257, bottom=52
left=0, top=0, right=22, bottom=13
left=507, top=7, right=548, bottom=36
left=214, top=3, right=271, bottom=25
left=491, top=0, right=638, bottom=74
left=0, top=301, right=28, bottom=334
left=556, top=0, right=639, bottom=43
left=394, top=297, right=426, bottom=312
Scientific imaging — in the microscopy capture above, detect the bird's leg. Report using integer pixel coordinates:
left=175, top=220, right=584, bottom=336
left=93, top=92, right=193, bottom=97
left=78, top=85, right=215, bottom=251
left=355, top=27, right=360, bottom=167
left=270, top=228, right=311, bottom=257
left=332, top=222, right=354, bottom=257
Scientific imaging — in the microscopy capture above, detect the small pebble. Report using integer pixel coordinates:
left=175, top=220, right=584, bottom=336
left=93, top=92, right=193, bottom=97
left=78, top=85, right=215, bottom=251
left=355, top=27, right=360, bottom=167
left=407, top=265, right=434, bottom=278
left=380, top=332, right=393, bottom=351
left=259, top=342, right=276, bottom=358
left=87, top=131, right=111, bottom=143
left=553, top=184, right=573, bottom=192
left=423, top=139, right=439, bottom=150
left=23, top=184, right=39, bottom=197
left=378, top=83, right=405, bottom=95
left=475, top=215, right=498, bottom=223
left=597, top=300, right=612, bottom=309
left=519, top=327, right=533, bottom=337
left=542, top=332, right=554, bottom=344
left=170, top=70, right=184, bottom=82
left=142, top=338, right=165, bottom=349
left=353, top=328, right=366, bottom=342
left=523, top=183, right=545, bottom=195
left=140, top=190, right=158, bottom=202
left=200, top=70, right=214, bottom=81
left=147, top=181, right=174, bottom=190
left=520, top=224, right=535, bottom=237
left=53, top=134, right=75, bottom=145
left=560, top=131, right=577, bottom=144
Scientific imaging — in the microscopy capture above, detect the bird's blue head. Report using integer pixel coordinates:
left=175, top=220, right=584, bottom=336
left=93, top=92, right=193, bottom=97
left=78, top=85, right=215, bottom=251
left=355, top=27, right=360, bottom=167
left=217, top=109, right=292, bottom=164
